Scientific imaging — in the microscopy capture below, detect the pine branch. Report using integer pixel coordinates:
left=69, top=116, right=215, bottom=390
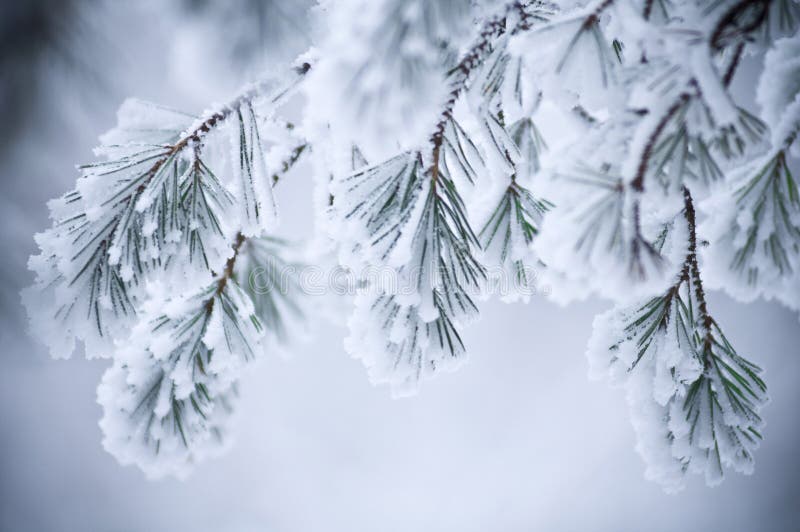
left=23, top=0, right=799, bottom=488
left=206, top=233, right=247, bottom=313
left=335, top=4, right=562, bottom=393
left=705, top=147, right=800, bottom=291
left=272, top=143, right=308, bottom=185
left=98, top=263, right=264, bottom=478
left=24, top=66, right=309, bottom=359
left=480, top=179, right=551, bottom=298
left=681, top=187, right=711, bottom=337
left=618, top=2, right=769, bottom=276
left=588, top=186, right=768, bottom=490
left=95, top=110, right=312, bottom=476
left=122, top=65, right=309, bottom=206
left=431, top=0, right=554, bottom=181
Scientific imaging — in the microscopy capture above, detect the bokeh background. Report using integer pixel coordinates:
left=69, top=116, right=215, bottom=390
left=1, top=2, right=799, bottom=531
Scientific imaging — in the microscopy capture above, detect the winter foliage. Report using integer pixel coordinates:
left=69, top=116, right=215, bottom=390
left=588, top=188, right=768, bottom=491
left=23, top=0, right=800, bottom=491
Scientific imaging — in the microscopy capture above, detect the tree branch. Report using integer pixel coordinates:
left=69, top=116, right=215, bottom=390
left=428, top=1, right=552, bottom=183
left=205, top=232, right=247, bottom=314
left=129, top=63, right=311, bottom=203
left=681, top=185, right=714, bottom=351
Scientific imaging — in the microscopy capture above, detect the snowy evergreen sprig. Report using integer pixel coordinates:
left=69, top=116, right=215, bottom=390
left=98, top=233, right=262, bottom=478
left=23, top=64, right=309, bottom=360
left=701, top=33, right=800, bottom=310
left=705, top=149, right=800, bottom=297
left=24, top=61, right=310, bottom=477
left=588, top=187, right=767, bottom=492
left=337, top=2, right=557, bottom=394
left=97, top=224, right=308, bottom=477
left=340, top=147, right=487, bottom=395
left=532, top=0, right=778, bottom=303
left=94, top=120, right=310, bottom=477
left=479, top=177, right=552, bottom=300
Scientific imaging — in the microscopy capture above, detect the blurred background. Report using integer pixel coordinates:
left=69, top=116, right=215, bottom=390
left=1, top=2, right=799, bottom=531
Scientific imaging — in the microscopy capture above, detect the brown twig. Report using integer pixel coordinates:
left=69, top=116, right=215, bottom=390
left=204, top=232, right=247, bottom=314
left=126, top=63, right=311, bottom=204
left=427, top=1, right=564, bottom=183
left=681, top=185, right=714, bottom=350
left=722, top=41, right=746, bottom=87
left=631, top=95, right=690, bottom=192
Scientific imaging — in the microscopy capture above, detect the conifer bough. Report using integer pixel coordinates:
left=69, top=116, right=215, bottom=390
left=23, top=0, right=800, bottom=491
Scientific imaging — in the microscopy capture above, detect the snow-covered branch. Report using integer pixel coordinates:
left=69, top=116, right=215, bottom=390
left=22, top=0, right=800, bottom=487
